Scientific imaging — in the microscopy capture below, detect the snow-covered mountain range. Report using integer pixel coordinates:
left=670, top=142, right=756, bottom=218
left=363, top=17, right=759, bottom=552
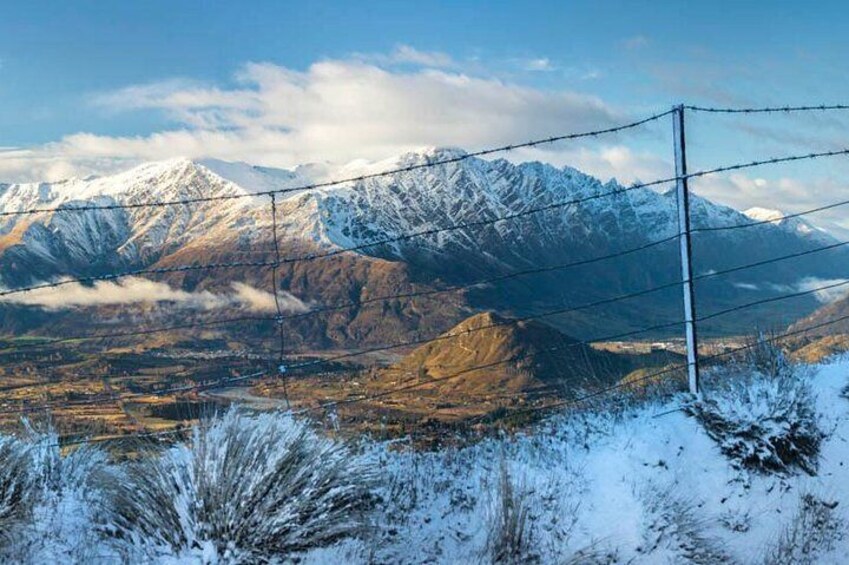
left=0, top=148, right=844, bottom=342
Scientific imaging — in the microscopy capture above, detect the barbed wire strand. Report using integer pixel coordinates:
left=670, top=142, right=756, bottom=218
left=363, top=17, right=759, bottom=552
left=6, top=109, right=849, bottom=446
left=0, top=315, right=274, bottom=354
left=685, top=148, right=849, bottom=182
left=698, top=278, right=849, bottom=323
left=0, top=176, right=679, bottom=299
left=26, top=318, right=682, bottom=447
left=684, top=104, right=849, bottom=114
left=692, top=198, right=849, bottom=234
left=37, top=293, right=849, bottom=447
left=11, top=220, right=849, bottom=362
left=695, top=239, right=849, bottom=281
left=0, top=360, right=263, bottom=413
left=10, top=235, right=849, bottom=412
left=7, top=191, right=849, bottom=418
left=485, top=305, right=849, bottom=421
left=9, top=209, right=848, bottom=361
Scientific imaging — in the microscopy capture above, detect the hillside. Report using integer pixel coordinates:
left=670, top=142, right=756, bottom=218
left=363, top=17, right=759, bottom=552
left=790, top=292, right=849, bottom=337
left=250, top=312, right=684, bottom=431
left=787, top=296, right=849, bottom=362
left=375, top=311, right=676, bottom=398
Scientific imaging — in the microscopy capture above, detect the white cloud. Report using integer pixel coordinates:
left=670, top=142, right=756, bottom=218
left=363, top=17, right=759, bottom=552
left=731, top=277, right=848, bottom=303
left=0, top=58, right=623, bottom=182
left=351, top=44, right=457, bottom=69
left=229, top=282, right=308, bottom=314
left=0, top=277, right=309, bottom=313
left=522, top=58, right=556, bottom=72
left=795, top=277, right=849, bottom=304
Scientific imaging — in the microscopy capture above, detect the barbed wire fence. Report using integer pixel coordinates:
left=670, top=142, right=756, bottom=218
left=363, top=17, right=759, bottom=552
left=0, top=103, right=847, bottom=447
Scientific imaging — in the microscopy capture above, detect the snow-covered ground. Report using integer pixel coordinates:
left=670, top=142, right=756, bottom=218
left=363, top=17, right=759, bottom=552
left=319, top=355, right=849, bottom=564
left=2, top=355, right=848, bottom=563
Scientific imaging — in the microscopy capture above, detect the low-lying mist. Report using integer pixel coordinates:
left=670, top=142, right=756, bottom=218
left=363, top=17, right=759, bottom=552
left=0, top=277, right=310, bottom=313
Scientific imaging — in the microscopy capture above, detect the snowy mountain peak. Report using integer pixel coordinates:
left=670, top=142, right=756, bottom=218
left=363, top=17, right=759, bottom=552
left=0, top=150, right=843, bottom=293
left=85, top=158, right=253, bottom=204
left=745, top=207, right=787, bottom=223
left=330, top=147, right=471, bottom=182
left=408, top=146, right=469, bottom=161
left=745, top=206, right=835, bottom=243
left=0, top=157, right=270, bottom=278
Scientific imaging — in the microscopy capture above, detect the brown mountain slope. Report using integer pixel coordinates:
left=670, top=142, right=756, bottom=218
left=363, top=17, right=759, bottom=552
left=375, top=312, right=642, bottom=398
left=151, top=240, right=473, bottom=350
left=785, top=296, right=849, bottom=363
left=789, top=295, right=849, bottom=336
left=0, top=239, right=473, bottom=353
left=784, top=297, right=849, bottom=362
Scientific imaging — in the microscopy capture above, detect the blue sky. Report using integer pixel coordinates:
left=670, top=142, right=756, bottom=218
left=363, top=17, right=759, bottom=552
left=2, top=0, right=848, bottom=225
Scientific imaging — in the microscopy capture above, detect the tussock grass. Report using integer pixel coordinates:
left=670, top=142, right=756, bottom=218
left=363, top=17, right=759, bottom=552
left=107, top=408, right=377, bottom=563
left=762, top=493, right=843, bottom=565
left=484, top=457, right=538, bottom=564
left=0, top=424, right=115, bottom=562
left=686, top=337, right=822, bottom=475
left=0, top=435, right=35, bottom=543
left=639, top=484, right=730, bottom=564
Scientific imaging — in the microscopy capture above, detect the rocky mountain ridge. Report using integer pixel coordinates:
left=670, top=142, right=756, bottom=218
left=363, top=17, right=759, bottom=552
left=0, top=150, right=844, bottom=345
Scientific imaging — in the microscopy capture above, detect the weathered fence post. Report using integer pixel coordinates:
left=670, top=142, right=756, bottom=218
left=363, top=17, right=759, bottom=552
left=673, top=104, right=701, bottom=395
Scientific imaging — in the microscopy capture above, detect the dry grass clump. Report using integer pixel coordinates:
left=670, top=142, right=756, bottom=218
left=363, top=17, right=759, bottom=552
left=108, top=408, right=377, bottom=563
left=0, top=435, right=35, bottom=543
left=484, top=457, right=538, bottom=564
left=686, top=336, right=822, bottom=475
left=638, top=484, right=730, bottom=564
left=762, top=493, right=842, bottom=565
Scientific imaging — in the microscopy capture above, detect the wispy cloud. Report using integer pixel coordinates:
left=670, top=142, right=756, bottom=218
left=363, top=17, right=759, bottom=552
left=229, top=282, right=308, bottom=314
left=796, top=277, right=849, bottom=304
left=389, top=45, right=456, bottom=68
left=732, top=277, right=849, bottom=303
left=351, top=44, right=457, bottom=69
left=521, top=57, right=556, bottom=72
left=764, top=277, right=849, bottom=304
left=0, top=277, right=310, bottom=313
